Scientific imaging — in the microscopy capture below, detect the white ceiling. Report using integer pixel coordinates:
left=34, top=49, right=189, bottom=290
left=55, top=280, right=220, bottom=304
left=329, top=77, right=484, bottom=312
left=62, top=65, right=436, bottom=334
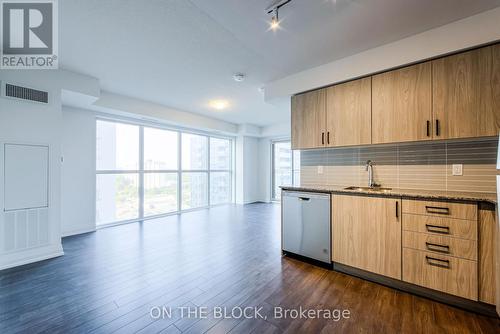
left=60, top=0, right=500, bottom=126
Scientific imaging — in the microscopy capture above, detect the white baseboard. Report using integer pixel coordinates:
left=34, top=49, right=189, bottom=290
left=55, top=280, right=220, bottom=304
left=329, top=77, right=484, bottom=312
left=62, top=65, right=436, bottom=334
left=0, top=244, right=64, bottom=271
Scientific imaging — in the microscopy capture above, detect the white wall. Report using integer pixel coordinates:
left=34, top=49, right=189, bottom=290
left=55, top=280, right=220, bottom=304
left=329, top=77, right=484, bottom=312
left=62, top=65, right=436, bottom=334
left=258, top=138, right=272, bottom=203
left=235, top=135, right=287, bottom=204
left=0, top=71, right=64, bottom=270
left=61, top=107, right=96, bottom=237
left=235, top=136, right=266, bottom=204
left=265, top=6, right=500, bottom=100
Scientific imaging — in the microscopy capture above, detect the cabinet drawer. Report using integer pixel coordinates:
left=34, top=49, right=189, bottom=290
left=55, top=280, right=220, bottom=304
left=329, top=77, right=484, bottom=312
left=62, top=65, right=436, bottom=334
left=403, top=213, right=477, bottom=240
left=402, top=199, right=477, bottom=220
left=402, top=231, right=477, bottom=260
left=402, top=248, right=477, bottom=300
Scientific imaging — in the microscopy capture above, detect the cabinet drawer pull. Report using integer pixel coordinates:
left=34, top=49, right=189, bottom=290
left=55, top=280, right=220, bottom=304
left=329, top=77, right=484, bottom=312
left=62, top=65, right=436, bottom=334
left=298, top=197, right=310, bottom=201
left=425, top=224, right=450, bottom=234
left=425, top=242, right=450, bottom=254
left=322, top=132, right=325, bottom=145
left=435, top=119, right=440, bottom=136
left=425, top=255, right=450, bottom=269
left=327, top=132, right=330, bottom=145
left=426, top=120, right=430, bottom=137
left=395, top=201, right=399, bottom=218
left=425, top=205, right=450, bottom=215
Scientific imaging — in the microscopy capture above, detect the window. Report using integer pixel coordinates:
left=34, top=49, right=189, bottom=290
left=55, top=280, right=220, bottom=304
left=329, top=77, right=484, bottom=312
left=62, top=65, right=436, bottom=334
left=144, top=127, right=178, bottom=170
left=96, top=121, right=139, bottom=171
left=272, top=141, right=300, bottom=201
left=181, top=133, right=208, bottom=210
left=144, top=173, right=178, bottom=216
left=143, top=127, right=179, bottom=216
left=209, top=138, right=232, bottom=205
left=182, top=173, right=208, bottom=209
left=96, top=121, right=140, bottom=225
left=182, top=133, right=208, bottom=170
left=96, top=119, right=233, bottom=226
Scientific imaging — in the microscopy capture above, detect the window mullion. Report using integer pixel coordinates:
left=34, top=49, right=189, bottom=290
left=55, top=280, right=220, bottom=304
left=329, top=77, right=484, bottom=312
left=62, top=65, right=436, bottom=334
left=207, top=136, right=211, bottom=207
left=139, top=126, right=145, bottom=219
left=177, top=131, right=182, bottom=212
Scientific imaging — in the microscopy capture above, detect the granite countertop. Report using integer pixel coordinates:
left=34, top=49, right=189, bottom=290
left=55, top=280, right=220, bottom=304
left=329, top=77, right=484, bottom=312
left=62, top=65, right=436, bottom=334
left=280, top=184, right=497, bottom=204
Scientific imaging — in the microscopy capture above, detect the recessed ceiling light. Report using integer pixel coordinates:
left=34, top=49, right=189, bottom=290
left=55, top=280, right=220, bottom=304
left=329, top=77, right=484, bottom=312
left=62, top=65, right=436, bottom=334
left=209, top=99, right=229, bottom=110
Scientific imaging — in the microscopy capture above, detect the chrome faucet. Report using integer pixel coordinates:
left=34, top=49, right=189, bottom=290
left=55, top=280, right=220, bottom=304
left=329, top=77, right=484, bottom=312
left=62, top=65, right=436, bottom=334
left=365, top=160, right=380, bottom=188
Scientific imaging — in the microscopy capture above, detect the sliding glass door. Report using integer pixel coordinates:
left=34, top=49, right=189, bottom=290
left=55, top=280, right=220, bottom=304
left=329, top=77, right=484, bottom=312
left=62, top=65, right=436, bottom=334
left=96, top=119, right=233, bottom=226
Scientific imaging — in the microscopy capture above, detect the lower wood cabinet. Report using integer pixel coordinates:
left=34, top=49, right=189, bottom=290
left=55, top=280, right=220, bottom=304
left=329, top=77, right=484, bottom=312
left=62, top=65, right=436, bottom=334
left=330, top=195, right=496, bottom=305
left=402, top=199, right=480, bottom=301
left=332, top=195, right=402, bottom=279
left=402, top=248, right=478, bottom=300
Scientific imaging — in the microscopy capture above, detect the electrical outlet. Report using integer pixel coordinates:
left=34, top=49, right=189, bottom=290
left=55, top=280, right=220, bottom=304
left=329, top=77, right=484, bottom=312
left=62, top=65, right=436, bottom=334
left=317, top=166, right=324, bottom=174
left=452, top=164, right=463, bottom=176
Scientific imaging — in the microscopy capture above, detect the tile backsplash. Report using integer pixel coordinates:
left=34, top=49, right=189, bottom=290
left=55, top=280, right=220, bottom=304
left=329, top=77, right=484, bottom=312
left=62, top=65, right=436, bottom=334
left=300, top=138, right=498, bottom=193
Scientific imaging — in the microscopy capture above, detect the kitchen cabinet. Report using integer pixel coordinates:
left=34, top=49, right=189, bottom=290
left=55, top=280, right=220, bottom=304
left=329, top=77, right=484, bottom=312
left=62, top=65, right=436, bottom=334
left=291, top=89, right=326, bottom=150
left=332, top=195, right=402, bottom=279
left=432, top=44, right=500, bottom=139
left=372, top=62, right=432, bottom=144
left=478, top=203, right=496, bottom=305
left=402, top=199, right=479, bottom=300
left=403, top=248, right=477, bottom=300
left=325, top=77, right=372, bottom=147
left=290, top=43, right=499, bottom=148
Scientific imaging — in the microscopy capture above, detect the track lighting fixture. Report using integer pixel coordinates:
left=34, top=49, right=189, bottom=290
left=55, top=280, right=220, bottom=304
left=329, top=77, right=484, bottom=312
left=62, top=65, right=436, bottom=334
left=266, top=0, right=292, bottom=31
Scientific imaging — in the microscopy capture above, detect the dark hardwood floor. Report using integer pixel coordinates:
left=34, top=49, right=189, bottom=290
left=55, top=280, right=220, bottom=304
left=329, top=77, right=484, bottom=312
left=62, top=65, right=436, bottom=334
left=0, top=203, right=499, bottom=334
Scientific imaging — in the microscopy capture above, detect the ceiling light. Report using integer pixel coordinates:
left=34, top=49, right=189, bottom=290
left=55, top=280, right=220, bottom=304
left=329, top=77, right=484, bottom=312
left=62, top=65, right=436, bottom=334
left=209, top=99, right=229, bottom=110
left=270, top=9, right=280, bottom=30
left=266, top=0, right=292, bottom=31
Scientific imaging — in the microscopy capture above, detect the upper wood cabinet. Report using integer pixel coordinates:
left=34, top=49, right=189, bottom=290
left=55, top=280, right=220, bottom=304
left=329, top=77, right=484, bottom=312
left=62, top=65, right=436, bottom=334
left=290, top=43, right=500, bottom=148
left=432, top=44, right=500, bottom=139
left=291, top=89, right=326, bottom=150
left=332, top=195, right=402, bottom=279
left=326, top=77, right=371, bottom=147
left=372, top=62, right=432, bottom=144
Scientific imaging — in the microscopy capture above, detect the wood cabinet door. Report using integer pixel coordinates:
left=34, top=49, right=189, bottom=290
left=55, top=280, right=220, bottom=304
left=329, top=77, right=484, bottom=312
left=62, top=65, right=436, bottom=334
left=432, top=44, right=500, bottom=139
left=372, top=63, right=432, bottom=144
left=291, top=89, right=326, bottom=149
left=332, top=195, right=402, bottom=279
left=326, top=77, right=371, bottom=147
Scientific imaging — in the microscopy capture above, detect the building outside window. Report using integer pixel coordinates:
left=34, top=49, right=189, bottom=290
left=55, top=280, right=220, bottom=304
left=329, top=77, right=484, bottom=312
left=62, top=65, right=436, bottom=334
left=272, top=141, right=300, bottom=201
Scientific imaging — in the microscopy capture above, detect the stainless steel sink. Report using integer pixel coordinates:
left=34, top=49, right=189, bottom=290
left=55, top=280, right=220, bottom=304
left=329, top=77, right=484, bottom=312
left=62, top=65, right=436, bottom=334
left=344, top=186, right=392, bottom=193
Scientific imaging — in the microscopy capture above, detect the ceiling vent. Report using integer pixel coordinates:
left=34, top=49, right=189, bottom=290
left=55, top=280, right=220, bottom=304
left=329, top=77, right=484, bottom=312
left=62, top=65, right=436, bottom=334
left=1, top=82, right=49, bottom=104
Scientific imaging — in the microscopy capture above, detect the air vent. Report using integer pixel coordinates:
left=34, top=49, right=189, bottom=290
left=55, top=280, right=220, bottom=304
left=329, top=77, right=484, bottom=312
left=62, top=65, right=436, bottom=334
left=4, top=83, right=49, bottom=104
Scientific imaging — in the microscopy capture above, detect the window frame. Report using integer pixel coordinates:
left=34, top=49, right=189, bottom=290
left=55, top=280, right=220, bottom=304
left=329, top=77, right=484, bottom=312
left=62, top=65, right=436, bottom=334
left=96, top=117, right=234, bottom=227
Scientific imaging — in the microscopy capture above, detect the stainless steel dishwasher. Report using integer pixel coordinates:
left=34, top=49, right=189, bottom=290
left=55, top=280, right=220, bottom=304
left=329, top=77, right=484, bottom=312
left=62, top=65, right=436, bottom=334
left=282, top=191, right=331, bottom=264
